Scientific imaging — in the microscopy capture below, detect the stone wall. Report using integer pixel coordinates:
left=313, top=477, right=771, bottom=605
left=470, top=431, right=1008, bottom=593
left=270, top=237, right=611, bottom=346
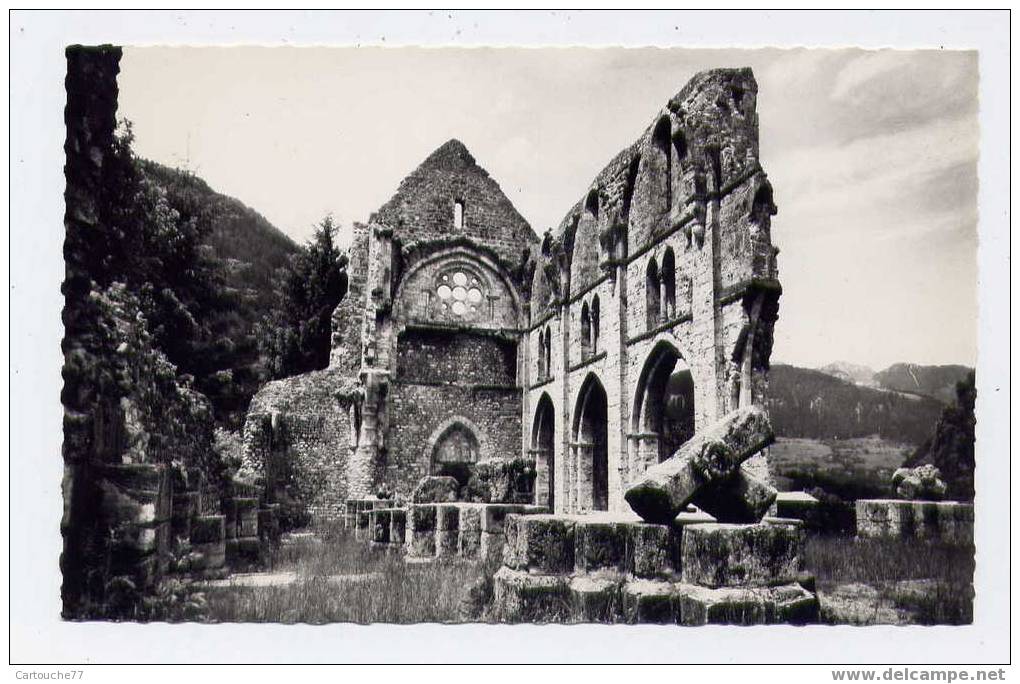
left=61, top=46, right=222, bottom=617
left=370, top=139, right=536, bottom=268
left=855, top=499, right=974, bottom=545
left=522, top=67, right=781, bottom=516
left=244, top=67, right=781, bottom=525
left=386, top=383, right=522, bottom=495
left=395, top=329, right=517, bottom=386
left=244, top=369, right=359, bottom=522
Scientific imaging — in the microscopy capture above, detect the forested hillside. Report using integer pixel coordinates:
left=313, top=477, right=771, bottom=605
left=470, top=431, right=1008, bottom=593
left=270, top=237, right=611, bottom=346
left=768, top=364, right=944, bottom=445
left=134, top=159, right=299, bottom=427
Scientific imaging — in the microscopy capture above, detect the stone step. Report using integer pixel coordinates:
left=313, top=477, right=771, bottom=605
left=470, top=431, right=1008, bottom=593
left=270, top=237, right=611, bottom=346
left=492, top=567, right=819, bottom=625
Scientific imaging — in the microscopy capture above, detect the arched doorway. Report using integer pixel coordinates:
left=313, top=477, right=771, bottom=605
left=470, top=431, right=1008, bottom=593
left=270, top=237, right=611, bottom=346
left=531, top=393, right=555, bottom=511
left=574, top=375, right=609, bottom=511
left=431, top=422, right=480, bottom=488
left=634, top=341, right=696, bottom=465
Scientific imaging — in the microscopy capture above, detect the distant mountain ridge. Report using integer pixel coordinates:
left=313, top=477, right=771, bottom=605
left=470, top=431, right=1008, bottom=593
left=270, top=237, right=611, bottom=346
left=817, top=361, right=878, bottom=388
left=813, top=361, right=973, bottom=405
left=769, top=363, right=944, bottom=445
left=874, top=363, right=973, bottom=405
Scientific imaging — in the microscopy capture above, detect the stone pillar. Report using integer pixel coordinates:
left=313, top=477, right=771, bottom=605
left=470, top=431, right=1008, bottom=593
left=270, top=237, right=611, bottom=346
left=575, top=442, right=594, bottom=513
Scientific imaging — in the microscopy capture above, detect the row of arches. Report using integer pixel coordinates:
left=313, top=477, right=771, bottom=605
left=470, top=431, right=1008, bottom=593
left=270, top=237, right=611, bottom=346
left=529, top=339, right=695, bottom=512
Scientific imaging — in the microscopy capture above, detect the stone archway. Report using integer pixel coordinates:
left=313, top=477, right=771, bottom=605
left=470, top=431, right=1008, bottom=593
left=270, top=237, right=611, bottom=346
left=573, top=374, right=609, bottom=512
left=429, top=419, right=484, bottom=488
left=633, top=340, right=695, bottom=468
left=531, top=393, right=556, bottom=511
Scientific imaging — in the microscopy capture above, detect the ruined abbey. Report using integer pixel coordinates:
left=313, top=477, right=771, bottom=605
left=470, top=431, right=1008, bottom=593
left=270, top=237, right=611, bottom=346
left=244, top=66, right=781, bottom=521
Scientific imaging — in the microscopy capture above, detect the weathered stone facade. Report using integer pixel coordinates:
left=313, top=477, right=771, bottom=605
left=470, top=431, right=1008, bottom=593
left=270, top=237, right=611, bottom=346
left=245, top=67, right=781, bottom=522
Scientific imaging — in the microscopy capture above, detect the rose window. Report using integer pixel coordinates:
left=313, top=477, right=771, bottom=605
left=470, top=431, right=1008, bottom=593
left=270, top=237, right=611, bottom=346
left=437, top=270, right=484, bottom=317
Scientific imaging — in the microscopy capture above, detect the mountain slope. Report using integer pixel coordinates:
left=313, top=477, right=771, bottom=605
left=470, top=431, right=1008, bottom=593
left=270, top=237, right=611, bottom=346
left=768, top=364, right=944, bottom=445
left=817, top=361, right=877, bottom=387
left=137, top=160, right=299, bottom=427
left=874, top=363, right=974, bottom=405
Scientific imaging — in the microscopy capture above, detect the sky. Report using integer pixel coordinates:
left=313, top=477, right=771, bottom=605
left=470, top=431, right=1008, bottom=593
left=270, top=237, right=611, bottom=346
left=118, top=47, right=978, bottom=371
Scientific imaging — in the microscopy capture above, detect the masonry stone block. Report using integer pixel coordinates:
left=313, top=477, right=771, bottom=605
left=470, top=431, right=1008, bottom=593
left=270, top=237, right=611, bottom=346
left=621, top=579, right=677, bottom=624
left=630, top=522, right=680, bottom=578
left=492, top=566, right=571, bottom=623
left=674, top=583, right=819, bottom=626
left=855, top=499, right=973, bottom=545
left=681, top=522, right=804, bottom=588
left=570, top=576, right=622, bottom=623
left=459, top=506, right=482, bottom=559
left=503, top=514, right=576, bottom=573
left=574, top=520, right=629, bottom=573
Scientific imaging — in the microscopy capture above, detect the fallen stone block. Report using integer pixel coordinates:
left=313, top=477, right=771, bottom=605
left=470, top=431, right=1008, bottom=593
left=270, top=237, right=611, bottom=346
left=690, top=466, right=777, bottom=523
left=681, top=522, right=804, bottom=588
left=570, top=576, right=622, bottom=623
left=625, top=406, right=774, bottom=524
left=413, top=476, right=459, bottom=504
left=621, top=579, right=676, bottom=624
left=503, top=514, right=576, bottom=573
left=491, top=567, right=571, bottom=623
left=893, top=464, right=947, bottom=501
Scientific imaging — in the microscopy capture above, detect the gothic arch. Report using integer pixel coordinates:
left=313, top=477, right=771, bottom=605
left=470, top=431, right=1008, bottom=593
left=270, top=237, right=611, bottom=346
left=572, top=372, right=610, bottom=511
left=632, top=339, right=696, bottom=463
left=531, top=392, right=556, bottom=511
left=426, top=416, right=490, bottom=472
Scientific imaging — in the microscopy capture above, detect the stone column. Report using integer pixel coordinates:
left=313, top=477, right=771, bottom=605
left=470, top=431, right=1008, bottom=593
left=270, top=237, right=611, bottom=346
left=575, top=442, right=594, bottom=513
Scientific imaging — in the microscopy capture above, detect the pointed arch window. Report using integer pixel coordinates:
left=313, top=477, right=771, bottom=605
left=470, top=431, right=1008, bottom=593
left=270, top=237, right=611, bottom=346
left=646, top=257, right=661, bottom=329
left=662, top=248, right=676, bottom=320
left=652, top=117, right=672, bottom=213
left=546, top=328, right=553, bottom=378
left=591, top=295, right=601, bottom=355
left=537, top=330, right=547, bottom=379
left=580, top=301, right=592, bottom=360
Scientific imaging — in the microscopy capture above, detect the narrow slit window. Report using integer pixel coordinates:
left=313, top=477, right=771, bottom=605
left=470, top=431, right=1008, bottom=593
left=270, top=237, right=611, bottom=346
left=454, top=200, right=464, bottom=229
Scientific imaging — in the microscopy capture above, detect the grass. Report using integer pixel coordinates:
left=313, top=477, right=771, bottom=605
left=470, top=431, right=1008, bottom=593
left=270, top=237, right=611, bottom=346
left=204, top=525, right=493, bottom=624
left=195, top=524, right=974, bottom=626
left=770, top=436, right=913, bottom=498
left=804, top=535, right=974, bottom=625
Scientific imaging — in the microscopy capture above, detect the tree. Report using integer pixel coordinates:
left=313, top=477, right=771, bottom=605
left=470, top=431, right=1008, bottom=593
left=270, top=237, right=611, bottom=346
left=905, top=372, right=976, bottom=501
left=260, top=216, right=348, bottom=378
